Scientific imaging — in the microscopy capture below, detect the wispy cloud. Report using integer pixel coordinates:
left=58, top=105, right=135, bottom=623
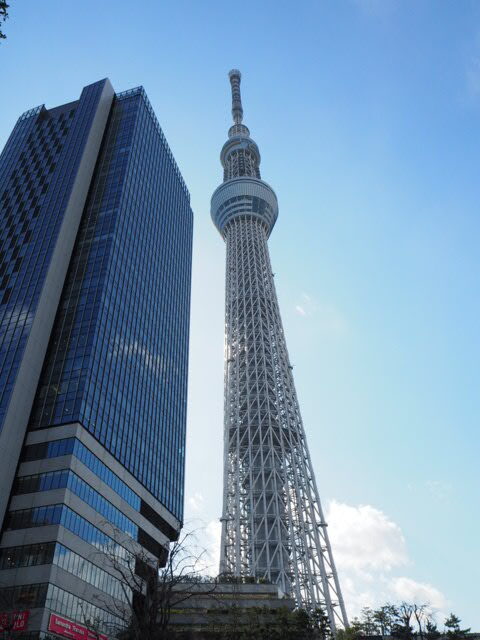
left=407, top=480, right=453, bottom=505
left=204, top=519, right=221, bottom=574
left=352, top=0, right=398, bottom=19
left=316, top=302, right=349, bottom=335
left=187, top=491, right=205, bottom=512
left=425, top=480, right=452, bottom=504
left=462, top=30, right=480, bottom=106
left=294, top=293, right=349, bottom=336
left=183, top=519, right=221, bottom=576
left=466, top=55, right=480, bottom=99
left=183, top=492, right=221, bottom=575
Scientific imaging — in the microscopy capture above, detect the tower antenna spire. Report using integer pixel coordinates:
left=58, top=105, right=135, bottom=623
left=229, top=69, right=243, bottom=124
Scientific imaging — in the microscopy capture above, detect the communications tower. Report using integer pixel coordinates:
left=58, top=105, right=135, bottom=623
left=211, top=70, right=349, bottom=631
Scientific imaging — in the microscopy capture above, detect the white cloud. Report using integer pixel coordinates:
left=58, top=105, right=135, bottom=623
left=327, top=501, right=408, bottom=572
left=326, top=501, right=448, bottom=619
left=183, top=498, right=449, bottom=618
left=295, top=305, right=307, bottom=316
left=190, top=519, right=221, bottom=576
left=205, top=519, right=221, bottom=571
left=187, top=491, right=205, bottom=512
left=391, top=577, right=448, bottom=611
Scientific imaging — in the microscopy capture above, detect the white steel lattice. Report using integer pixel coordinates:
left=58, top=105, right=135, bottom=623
left=212, top=70, right=348, bottom=632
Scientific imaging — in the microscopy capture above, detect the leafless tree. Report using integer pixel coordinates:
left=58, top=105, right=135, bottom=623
left=339, top=601, right=445, bottom=640
left=92, top=527, right=218, bottom=640
left=412, top=603, right=430, bottom=640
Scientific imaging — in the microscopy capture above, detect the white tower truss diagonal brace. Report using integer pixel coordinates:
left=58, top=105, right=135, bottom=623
left=211, top=70, right=349, bottom=632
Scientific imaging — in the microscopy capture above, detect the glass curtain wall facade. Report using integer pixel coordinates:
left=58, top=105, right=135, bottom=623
left=0, top=80, right=193, bottom=639
left=28, top=87, right=191, bottom=517
left=0, top=83, right=108, bottom=432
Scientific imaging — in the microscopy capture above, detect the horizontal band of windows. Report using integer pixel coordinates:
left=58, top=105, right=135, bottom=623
left=46, top=583, right=123, bottom=633
left=215, top=195, right=272, bottom=217
left=4, top=504, right=132, bottom=568
left=0, top=541, right=55, bottom=569
left=53, top=543, right=131, bottom=603
left=21, top=438, right=179, bottom=542
left=0, top=542, right=130, bottom=604
left=13, top=469, right=138, bottom=538
left=12, top=469, right=163, bottom=558
left=21, top=437, right=140, bottom=509
left=0, top=582, right=48, bottom=610
left=220, top=213, right=270, bottom=235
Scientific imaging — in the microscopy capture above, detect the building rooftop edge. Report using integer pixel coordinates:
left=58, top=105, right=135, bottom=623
left=18, top=80, right=191, bottom=203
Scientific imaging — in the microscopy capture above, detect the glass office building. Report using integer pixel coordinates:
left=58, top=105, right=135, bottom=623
left=0, top=80, right=193, bottom=638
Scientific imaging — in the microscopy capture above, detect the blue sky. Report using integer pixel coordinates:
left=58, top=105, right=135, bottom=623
left=2, top=0, right=479, bottom=628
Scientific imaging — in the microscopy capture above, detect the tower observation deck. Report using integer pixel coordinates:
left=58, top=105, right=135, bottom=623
left=211, top=71, right=349, bottom=631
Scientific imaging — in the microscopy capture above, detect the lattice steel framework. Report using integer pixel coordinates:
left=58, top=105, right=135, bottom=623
left=211, top=71, right=348, bottom=632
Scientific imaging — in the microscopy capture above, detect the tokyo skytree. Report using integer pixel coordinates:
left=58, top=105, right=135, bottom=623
left=211, top=70, right=349, bottom=631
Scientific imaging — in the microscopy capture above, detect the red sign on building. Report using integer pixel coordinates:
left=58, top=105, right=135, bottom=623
left=48, top=613, right=108, bottom=640
left=0, top=611, right=30, bottom=632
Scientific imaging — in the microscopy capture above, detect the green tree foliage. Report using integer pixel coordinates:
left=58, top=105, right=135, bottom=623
left=374, top=605, right=399, bottom=638
left=217, top=606, right=332, bottom=640
left=198, top=606, right=332, bottom=640
left=336, top=620, right=364, bottom=640
left=444, top=614, right=471, bottom=639
left=339, top=603, right=472, bottom=640
left=0, top=1, right=9, bottom=40
left=425, top=620, right=441, bottom=640
left=359, top=608, right=379, bottom=636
